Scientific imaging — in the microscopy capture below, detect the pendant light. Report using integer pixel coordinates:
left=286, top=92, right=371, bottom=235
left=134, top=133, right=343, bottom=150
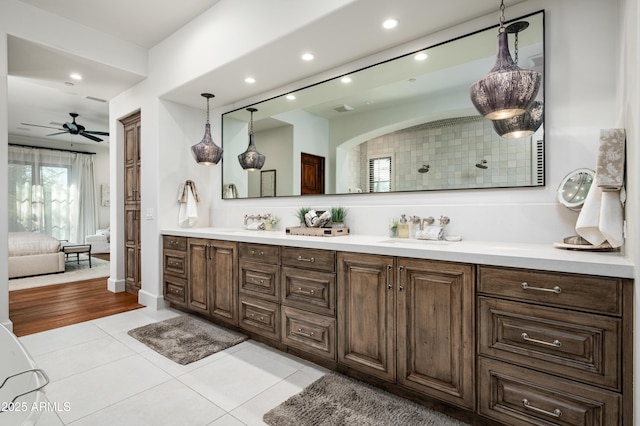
left=237, top=107, right=265, bottom=170
left=191, top=93, right=223, bottom=165
left=492, top=21, right=544, bottom=138
left=469, top=0, right=541, bottom=120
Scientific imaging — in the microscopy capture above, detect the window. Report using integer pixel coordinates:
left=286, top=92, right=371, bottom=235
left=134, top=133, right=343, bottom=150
left=369, top=156, right=392, bottom=192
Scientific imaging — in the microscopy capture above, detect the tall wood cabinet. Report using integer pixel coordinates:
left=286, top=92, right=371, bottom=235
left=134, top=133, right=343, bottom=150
left=337, top=252, right=476, bottom=410
left=188, top=238, right=238, bottom=326
left=121, top=112, right=141, bottom=294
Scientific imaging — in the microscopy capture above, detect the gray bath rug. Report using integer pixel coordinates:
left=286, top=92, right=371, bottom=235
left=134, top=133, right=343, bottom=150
left=127, top=315, right=248, bottom=365
left=264, top=373, right=469, bottom=426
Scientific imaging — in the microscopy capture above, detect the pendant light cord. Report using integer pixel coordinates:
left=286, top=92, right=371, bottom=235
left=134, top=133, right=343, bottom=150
left=499, top=0, right=506, bottom=32
left=206, top=97, right=210, bottom=125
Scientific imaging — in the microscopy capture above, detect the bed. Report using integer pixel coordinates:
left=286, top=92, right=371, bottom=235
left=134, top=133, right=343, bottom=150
left=8, top=232, right=65, bottom=279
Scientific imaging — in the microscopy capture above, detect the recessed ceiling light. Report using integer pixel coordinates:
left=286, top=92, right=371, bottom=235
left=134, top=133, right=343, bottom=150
left=70, top=72, right=82, bottom=80
left=414, top=52, right=428, bottom=61
left=382, top=18, right=398, bottom=29
left=244, top=77, right=256, bottom=84
left=286, top=94, right=296, bottom=100
left=301, top=53, right=314, bottom=61
left=341, top=77, right=352, bottom=84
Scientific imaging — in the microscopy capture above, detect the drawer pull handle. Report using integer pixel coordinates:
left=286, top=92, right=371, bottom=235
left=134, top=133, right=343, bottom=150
left=297, top=255, right=315, bottom=263
left=521, top=282, right=561, bottom=294
left=521, top=333, right=562, bottom=348
left=297, top=287, right=315, bottom=295
left=249, top=313, right=265, bottom=321
left=297, top=328, right=315, bottom=337
left=522, top=398, right=562, bottom=418
left=251, top=250, right=264, bottom=256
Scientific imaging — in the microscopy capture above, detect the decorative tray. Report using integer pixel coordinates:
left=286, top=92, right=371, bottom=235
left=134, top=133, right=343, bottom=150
left=285, top=226, right=350, bottom=237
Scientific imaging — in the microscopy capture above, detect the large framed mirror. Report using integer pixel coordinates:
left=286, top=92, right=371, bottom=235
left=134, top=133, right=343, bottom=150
left=222, top=11, right=544, bottom=199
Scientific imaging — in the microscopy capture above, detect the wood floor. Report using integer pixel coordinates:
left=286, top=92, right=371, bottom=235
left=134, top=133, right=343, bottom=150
left=9, top=263, right=144, bottom=337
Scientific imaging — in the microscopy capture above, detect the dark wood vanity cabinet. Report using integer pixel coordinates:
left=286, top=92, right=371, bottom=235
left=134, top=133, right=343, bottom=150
left=162, top=235, right=633, bottom=426
left=477, top=266, right=632, bottom=426
left=187, top=238, right=238, bottom=326
left=162, top=236, right=187, bottom=307
left=337, top=252, right=476, bottom=410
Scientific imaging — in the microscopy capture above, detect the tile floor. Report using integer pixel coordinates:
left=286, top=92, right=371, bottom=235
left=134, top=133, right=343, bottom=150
left=17, top=308, right=328, bottom=425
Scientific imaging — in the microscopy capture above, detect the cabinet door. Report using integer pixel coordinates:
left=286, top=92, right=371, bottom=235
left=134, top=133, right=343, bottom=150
left=210, top=240, right=238, bottom=326
left=397, top=258, right=475, bottom=409
left=337, top=252, right=396, bottom=382
left=188, top=238, right=210, bottom=315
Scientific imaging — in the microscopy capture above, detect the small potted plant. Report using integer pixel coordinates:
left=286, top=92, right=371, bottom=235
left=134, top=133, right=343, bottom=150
left=389, top=217, right=399, bottom=237
left=265, top=215, right=280, bottom=231
left=295, top=207, right=312, bottom=227
left=330, top=206, right=347, bottom=228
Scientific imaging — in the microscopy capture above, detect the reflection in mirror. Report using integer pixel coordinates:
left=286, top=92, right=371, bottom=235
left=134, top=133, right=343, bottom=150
left=557, top=169, right=595, bottom=211
left=222, top=11, right=544, bottom=199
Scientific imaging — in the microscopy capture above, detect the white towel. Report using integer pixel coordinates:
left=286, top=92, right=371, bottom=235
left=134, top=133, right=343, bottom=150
left=575, top=178, right=625, bottom=248
left=178, top=182, right=199, bottom=227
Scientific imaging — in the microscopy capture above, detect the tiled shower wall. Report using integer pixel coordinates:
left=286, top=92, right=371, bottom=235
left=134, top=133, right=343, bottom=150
left=356, top=116, right=541, bottom=192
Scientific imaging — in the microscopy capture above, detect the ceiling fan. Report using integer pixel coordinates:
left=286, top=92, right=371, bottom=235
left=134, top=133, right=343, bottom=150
left=22, top=112, right=109, bottom=142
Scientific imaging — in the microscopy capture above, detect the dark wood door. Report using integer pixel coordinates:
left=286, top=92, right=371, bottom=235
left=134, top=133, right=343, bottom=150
left=209, top=240, right=238, bottom=326
left=121, top=112, right=141, bottom=294
left=337, top=252, right=396, bottom=382
left=396, top=258, right=475, bottom=409
left=301, top=152, right=325, bottom=195
left=187, top=238, right=210, bottom=315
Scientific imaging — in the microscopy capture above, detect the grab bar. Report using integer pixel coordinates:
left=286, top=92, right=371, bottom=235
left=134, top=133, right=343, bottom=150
left=0, top=368, right=50, bottom=412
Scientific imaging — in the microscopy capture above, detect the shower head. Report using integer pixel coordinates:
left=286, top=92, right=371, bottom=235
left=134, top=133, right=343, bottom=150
left=475, top=159, right=488, bottom=169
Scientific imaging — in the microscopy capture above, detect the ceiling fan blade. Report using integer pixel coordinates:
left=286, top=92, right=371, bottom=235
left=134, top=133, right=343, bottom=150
left=46, top=131, right=69, bottom=136
left=22, top=123, right=64, bottom=131
left=84, top=131, right=110, bottom=136
left=80, top=133, right=103, bottom=142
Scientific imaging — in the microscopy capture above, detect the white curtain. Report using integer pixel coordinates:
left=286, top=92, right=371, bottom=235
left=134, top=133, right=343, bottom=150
left=8, top=145, right=98, bottom=243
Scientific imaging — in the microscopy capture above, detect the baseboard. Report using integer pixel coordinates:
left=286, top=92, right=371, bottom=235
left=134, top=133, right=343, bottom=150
left=138, top=290, right=169, bottom=310
left=108, top=277, right=125, bottom=293
left=1, top=319, right=14, bottom=333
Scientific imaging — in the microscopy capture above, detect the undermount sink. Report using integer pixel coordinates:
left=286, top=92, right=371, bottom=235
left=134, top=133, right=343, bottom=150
left=379, top=238, right=450, bottom=246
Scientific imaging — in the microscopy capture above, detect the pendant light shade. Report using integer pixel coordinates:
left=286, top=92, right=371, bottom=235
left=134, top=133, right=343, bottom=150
left=238, top=107, right=265, bottom=170
left=469, top=2, right=541, bottom=120
left=493, top=100, right=544, bottom=138
left=191, top=93, right=223, bottom=165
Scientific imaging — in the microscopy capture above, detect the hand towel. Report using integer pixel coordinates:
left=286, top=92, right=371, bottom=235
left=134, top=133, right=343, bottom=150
left=575, top=176, right=625, bottom=248
left=595, top=128, right=625, bottom=190
left=178, top=181, right=199, bottom=227
left=575, top=183, right=606, bottom=246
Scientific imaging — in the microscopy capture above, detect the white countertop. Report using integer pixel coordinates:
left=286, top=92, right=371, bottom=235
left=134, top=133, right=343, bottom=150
left=161, top=227, right=635, bottom=279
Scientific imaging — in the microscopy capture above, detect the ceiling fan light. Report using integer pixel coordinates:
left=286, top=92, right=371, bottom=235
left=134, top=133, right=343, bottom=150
left=191, top=93, right=223, bottom=165
left=470, top=28, right=541, bottom=120
left=493, top=100, right=544, bottom=138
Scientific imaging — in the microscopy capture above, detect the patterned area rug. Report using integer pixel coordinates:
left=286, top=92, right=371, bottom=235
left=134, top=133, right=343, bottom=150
left=9, top=256, right=110, bottom=291
left=128, top=315, right=248, bottom=365
left=264, top=373, right=470, bottom=426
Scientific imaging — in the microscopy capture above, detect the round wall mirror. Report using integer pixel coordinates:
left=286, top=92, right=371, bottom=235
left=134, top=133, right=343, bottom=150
left=557, top=168, right=595, bottom=211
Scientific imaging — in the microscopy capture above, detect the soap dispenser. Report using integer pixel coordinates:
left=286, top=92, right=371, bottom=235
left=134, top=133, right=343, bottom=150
left=398, top=214, right=409, bottom=238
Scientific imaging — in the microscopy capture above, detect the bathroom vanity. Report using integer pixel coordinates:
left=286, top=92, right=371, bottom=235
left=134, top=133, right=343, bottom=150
left=161, top=228, right=633, bottom=426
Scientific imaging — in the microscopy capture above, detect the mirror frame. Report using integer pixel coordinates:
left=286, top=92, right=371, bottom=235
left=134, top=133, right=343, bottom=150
left=222, top=10, right=545, bottom=199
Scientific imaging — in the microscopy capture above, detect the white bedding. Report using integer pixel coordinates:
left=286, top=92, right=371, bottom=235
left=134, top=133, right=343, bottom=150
left=8, top=232, right=61, bottom=257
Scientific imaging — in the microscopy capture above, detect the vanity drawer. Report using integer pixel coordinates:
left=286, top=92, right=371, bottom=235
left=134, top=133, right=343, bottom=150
left=239, top=260, right=280, bottom=302
left=163, top=249, right=187, bottom=278
left=163, top=235, right=187, bottom=252
left=239, top=242, right=281, bottom=264
left=478, top=297, right=621, bottom=390
left=239, top=295, right=280, bottom=340
left=282, top=267, right=335, bottom=316
left=282, top=247, right=336, bottom=272
left=478, top=266, right=622, bottom=316
left=163, top=276, right=186, bottom=306
left=281, top=306, right=336, bottom=360
left=478, top=357, right=621, bottom=426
